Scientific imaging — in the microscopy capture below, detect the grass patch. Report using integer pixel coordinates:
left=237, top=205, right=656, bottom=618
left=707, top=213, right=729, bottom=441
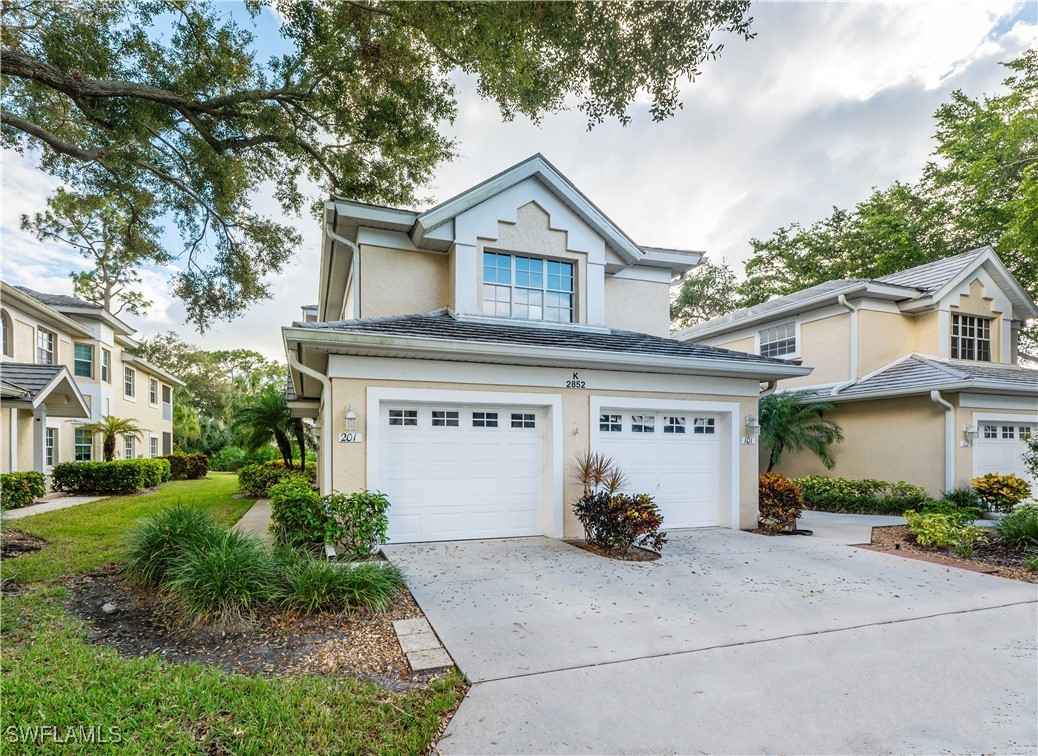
left=1, top=586, right=464, bottom=754
left=0, top=473, right=466, bottom=753
left=1, top=473, right=250, bottom=583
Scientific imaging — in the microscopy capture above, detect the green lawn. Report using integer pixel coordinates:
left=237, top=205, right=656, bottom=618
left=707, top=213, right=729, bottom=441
left=0, top=474, right=465, bottom=753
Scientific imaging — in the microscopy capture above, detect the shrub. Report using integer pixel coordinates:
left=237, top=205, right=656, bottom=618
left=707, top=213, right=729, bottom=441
left=794, top=476, right=930, bottom=515
left=1024, top=434, right=1038, bottom=482
left=993, top=505, right=1038, bottom=550
left=1026, top=554, right=1038, bottom=572
left=210, top=446, right=247, bottom=472
left=942, top=487, right=985, bottom=511
left=1, top=471, right=47, bottom=509
left=165, top=528, right=282, bottom=627
left=123, top=505, right=222, bottom=586
left=903, top=510, right=988, bottom=555
left=237, top=462, right=316, bottom=498
left=269, top=477, right=326, bottom=547
left=51, top=459, right=171, bottom=494
left=325, top=490, right=391, bottom=558
left=972, top=473, right=1032, bottom=513
left=160, top=453, right=209, bottom=480
left=280, top=553, right=404, bottom=613
left=572, top=490, right=667, bottom=556
left=919, top=498, right=983, bottom=527
left=758, top=473, right=804, bottom=534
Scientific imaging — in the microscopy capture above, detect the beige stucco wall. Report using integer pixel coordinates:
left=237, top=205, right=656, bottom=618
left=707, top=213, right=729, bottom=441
left=775, top=395, right=947, bottom=495
left=604, top=277, right=671, bottom=336
left=325, top=377, right=761, bottom=535
left=357, top=245, right=450, bottom=319
left=859, top=309, right=914, bottom=375
left=714, top=335, right=755, bottom=354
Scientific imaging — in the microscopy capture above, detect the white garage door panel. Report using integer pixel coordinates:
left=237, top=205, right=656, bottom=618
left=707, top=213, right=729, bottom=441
left=380, top=405, right=545, bottom=543
left=597, top=412, right=722, bottom=528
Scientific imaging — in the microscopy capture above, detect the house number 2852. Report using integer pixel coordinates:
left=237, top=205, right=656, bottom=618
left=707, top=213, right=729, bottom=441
left=565, top=372, right=586, bottom=389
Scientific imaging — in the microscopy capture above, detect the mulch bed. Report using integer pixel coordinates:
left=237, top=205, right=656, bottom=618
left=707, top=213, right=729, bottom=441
left=64, top=566, right=444, bottom=689
left=563, top=539, right=660, bottom=561
left=869, top=525, right=1037, bottom=583
left=0, top=528, right=47, bottom=560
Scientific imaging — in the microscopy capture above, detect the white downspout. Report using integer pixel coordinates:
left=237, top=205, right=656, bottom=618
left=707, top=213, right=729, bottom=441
left=831, top=294, right=859, bottom=395
left=288, top=352, right=333, bottom=496
left=326, top=221, right=360, bottom=320
left=930, top=390, right=955, bottom=492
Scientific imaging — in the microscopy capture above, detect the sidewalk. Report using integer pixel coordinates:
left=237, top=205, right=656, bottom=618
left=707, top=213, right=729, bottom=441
left=234, top=499, right=273, bottom=545
left=2, top=494, right=104, bottom=520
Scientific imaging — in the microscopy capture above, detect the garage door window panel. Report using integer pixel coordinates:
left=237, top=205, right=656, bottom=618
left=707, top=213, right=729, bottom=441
left=388, top=409, right=418, bottom=427
left=631, top=415, right=655, bottom=433
left=511, top=412, right=536, bottom=429
left=663, top=416, right=686, bottom=434
left=693, top=417, right=716, bottom=435
left=432, top=410, right=460, bottom=427
left=599, top=414, right=622, bottom=432
left=472, top=411, right=499, bottom=428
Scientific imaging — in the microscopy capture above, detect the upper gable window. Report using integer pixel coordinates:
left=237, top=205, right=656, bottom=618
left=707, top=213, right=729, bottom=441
left=951, top=314, right=991, bottom=362
left=759, top=322, right=796, bottom=359
left=482, top=252, right=574, bottom=323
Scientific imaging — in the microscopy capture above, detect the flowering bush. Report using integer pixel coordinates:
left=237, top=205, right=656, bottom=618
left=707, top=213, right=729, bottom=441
left=971, top=473, right=1032, bottom=513
left=758, top=473, right=804, bottom=535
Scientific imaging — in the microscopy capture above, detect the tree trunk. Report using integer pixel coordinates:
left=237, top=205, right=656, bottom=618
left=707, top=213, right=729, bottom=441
left=293, top=419, right=306, bottom=472
left=767, top=446, right=779, bottom=473
left=273, top=430, right=293, bottom=468
left=104, top=433, right=116, bottom=461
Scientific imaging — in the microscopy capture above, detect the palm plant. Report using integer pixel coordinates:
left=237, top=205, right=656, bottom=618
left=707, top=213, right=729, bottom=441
left=231, top=384, right=298, bottom=469
left=79, top=415, right=144, bottom=461
left=759, top=390, right=844, bottom=473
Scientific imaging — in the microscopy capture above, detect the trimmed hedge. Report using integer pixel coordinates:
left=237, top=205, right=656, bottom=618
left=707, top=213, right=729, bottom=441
left=238, top=462, right=316, bottom=498
left=793, top=476, right=931, bottom=515
left=161, top=453, right=210, bottom=480
left=51, top=459, right=172, bottom=495
left=1, top=471, right=47, bottom=509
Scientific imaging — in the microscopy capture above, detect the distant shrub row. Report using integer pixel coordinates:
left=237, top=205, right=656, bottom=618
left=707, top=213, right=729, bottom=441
left=792, top=476, right=929, bottom=515
left=1, top=471, right=47, bottom=509
left=160, top=453, right=209, bottom=480
left=52, top=459, right=172, bottom=495
left=237, top=462, right=316, bottom=498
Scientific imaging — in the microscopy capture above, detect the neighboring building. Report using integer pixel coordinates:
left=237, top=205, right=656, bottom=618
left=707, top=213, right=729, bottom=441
left=676, top=248, right=1038, bottom=494
left=1, top=283, right=184, bottom=474
left=284, top=155, right=810, bottom=543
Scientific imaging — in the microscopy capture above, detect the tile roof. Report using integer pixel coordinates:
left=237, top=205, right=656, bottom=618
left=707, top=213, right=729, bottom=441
left=819, top=354, right=1038, bottom=399
left=14, top=286, right=102, bottom=310
left=295, top=309, right=794, bottom=367
left=874, top=248, right=988, bottom=291
left=0, top=362, right=65, bottom=399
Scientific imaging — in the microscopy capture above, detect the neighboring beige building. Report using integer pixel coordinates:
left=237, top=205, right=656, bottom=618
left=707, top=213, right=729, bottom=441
left=285, top=155, right=811, bottom=543
left=1, top=283, right=184, bottom=475
left=676, top=248, right=1038, bottom=495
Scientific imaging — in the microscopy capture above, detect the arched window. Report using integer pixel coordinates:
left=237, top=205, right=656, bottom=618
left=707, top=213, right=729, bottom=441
left=1, top=310, right=10, bottom=357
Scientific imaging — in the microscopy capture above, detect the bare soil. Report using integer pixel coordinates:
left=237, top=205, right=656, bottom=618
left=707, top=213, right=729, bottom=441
left=64, top=566, right=445, bottom=689
left=870, top=525, right=1037, bottom=583
left=0, top=528, right=47, bottom=560
left=563, top=539, right=661, bottom=561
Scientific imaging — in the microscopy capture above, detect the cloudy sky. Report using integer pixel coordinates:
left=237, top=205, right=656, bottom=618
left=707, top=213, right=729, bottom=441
left=2, top=1, right=1035, bottom=359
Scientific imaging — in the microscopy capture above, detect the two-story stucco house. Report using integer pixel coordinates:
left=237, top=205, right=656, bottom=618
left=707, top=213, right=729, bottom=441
left=284, top=155, right=811, bottom=543
left=1, top=282, right=184, bottom=475
left=676, top=247, right=1038, bottom=495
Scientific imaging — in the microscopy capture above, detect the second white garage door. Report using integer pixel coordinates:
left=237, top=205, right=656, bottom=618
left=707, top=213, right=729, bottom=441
left=378, top=403, right=546, bottom=543
left=596, top=410, right=722, bottom=528
left=974, top=421, right=1035, bottom=486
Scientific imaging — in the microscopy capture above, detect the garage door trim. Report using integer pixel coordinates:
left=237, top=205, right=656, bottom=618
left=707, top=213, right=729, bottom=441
left=367, top=387, right=565, bottom=538
left=590, top=396, right=742, bottom=529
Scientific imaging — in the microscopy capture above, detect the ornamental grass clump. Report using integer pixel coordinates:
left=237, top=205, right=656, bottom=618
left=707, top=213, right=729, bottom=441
left=123, top=504, right=222, bottom=586
left=993, top=505, right=1038, bottom=550
left=281, top=553, right=404, bottom=614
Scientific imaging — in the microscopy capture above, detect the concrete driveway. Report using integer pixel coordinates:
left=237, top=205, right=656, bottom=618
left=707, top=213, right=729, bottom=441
left=385, top=529, right=1037, bottom=754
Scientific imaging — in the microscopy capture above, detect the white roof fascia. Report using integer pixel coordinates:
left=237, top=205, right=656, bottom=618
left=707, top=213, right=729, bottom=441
left=329, top=199, right=418, bottom=230
left=412, top=155, right=644, bottom=264
left=632, top=248, right=704, bottom=275
left=31, top=367, right=90, bottom=417
left=929, top=247, right=1038, bottom=320
left=818, top=379, right=1038, bottom=404
left=283, top=326, right=813, bottom=381
left=0, top=283, right=94, bottom=339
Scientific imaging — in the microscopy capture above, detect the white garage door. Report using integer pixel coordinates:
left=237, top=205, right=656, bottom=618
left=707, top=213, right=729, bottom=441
left=596, top=411, right=722, bottom=528
left=975, top=421, right=1035, bottom=486
left=378, top=404, right=546, bottom=543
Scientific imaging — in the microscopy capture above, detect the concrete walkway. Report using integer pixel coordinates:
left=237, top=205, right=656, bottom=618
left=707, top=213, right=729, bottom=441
left=797, top=509, right=905, bottom=544
left=386, top=529, right=1037, bottom=754
left=234, top=499, right=273, bottom=545
left=2, top=495, right=104, bottom=520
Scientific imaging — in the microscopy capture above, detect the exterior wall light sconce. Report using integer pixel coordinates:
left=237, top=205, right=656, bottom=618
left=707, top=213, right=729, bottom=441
left=962, top=425, right=979, bottom=446
left=745, top=415, right=761, bottom=437
left=345, top=404, right=358, bottom=431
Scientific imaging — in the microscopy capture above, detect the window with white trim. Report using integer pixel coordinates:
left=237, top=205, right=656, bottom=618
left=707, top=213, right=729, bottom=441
left=951, top=314, right=991, bottom=361
left=472, top=411, right=498, bottom=428
left=432, top=410, right=459, bottom=427
left=101, top=349, right=111, bottom=383
left=1, top=310, right=11, bottom=357
left=388, top=409, right=418, bottom=427
left=124, top=436, right=136, bottom=459
left=631, top=415, right=655, bottom=433
left=150, top=436, right=159, bottom=458
left=124, top=366, right=135, bottom=398
left=482, top=252, right=574, bottom=322
left=149, top=378, right=159, bottom=405
left=760, top=322, right=796, bottom=359
left=664, top=416, right=686, bottom=434
left=36, top=328, right=55, bottom=365
left=510, top=412, right=536, bottom=429
left=599, top=413, right=622, bottom=432
left=74, top=343, right=93, bottom=378
left=45, top=427, right=57, bottom=466
left=693, top=417, right=716, bottom=435
left=75, top=428, right=92, bottom=461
